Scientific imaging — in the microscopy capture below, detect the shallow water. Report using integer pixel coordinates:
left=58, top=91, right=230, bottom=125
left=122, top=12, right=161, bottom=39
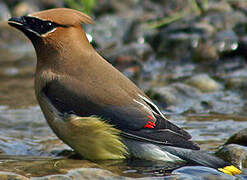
left=1, top=107, right=247, bottom=179
left=0, top=36, right=246, bottom=178
left=1, top=105, right=247, bottom=154
left=0, top=97, right=247, bottom=178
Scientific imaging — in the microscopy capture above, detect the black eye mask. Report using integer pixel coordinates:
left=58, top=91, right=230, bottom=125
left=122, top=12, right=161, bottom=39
left=23, top=16, right=66, bottom=35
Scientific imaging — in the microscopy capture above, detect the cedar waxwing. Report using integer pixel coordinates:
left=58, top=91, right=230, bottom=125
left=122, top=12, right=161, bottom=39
left=8, top=8, right=241, bottom=176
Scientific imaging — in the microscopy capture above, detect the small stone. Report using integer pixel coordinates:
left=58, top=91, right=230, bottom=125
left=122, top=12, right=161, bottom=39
left=0, top=171, right=28, bottom=180
left=148, top=83, right=203, bottom=113
left=225, top=77, right=247, bottom=90
left=32, top=168, right=131, bottom=180
left=3, top=68, right=19, bottom=76
left=193, top=40, right=219, bottom=61
left=186, top=74, right=222, bottom=92
left=173, top=166, right=233, bottom=179
left=207, top=1, right=232, bottom=12
left=214, top=30, right=239, bottom=53
left=225, top=128, right=247, bottom=146
left=228, top=0, right=247, bottom=10
left=216, top=144, right=247, bottom=169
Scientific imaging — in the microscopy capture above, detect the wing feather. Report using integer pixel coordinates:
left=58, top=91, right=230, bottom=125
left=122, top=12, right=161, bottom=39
left=42, top=79, right=199, bottom=150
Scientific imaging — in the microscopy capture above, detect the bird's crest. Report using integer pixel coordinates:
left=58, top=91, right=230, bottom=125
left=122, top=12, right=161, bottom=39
left=29, top=8, right=94, bottom=26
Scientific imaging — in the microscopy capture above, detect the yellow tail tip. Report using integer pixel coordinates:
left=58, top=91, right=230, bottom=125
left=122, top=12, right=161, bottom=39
left=218, top=165, right=241, bottom=176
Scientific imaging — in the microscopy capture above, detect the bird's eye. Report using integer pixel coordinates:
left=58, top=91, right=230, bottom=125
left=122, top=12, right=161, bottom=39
left=24, top=16, right=62, bottom=36
left=45, top=22, right=53, bottom=28
left=40, top=21, right=57, bottom=33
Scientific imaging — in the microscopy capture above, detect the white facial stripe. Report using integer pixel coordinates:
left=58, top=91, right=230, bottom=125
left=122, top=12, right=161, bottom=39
left=27, top=28, right=41, bottom=37
left=8, top=21, right=23, bottom=26
left=26, top=14, right=58, bottom=37
left=41, top=27, right=57, bottom=37
left=27, top=14, right=39, bottom=18
left=138, top=94, right=166, bottom=119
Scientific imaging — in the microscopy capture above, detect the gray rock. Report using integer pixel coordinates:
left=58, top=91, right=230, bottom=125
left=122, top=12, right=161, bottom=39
left=214, top=30, right=239, bottom=54
left=228, top=0, right=247, bottom=11
left=86, top=15, right=131, bottom=49
left=148, top=83, right=203, bottom=113
left=225, top=77, right=247, bottom=90
left=202, top=11, right=247, bottom=31
left=173, top=166, right=235, bottom=180
left=216, top=144, right=247, bottom=169
left=207, top=1, right=232, bottom=12
left=225, top=128, right=247, bottom=146
left=186, top=74, right=222, bottom=92
left=147, top=82, right=244, bottom=114
left=0, top=171, right=28, bottom=180
left=31, top=168, right=132, bottom=180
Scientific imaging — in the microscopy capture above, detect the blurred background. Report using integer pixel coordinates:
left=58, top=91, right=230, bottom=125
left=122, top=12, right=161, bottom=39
left=0, top=0, right=247, bottom=179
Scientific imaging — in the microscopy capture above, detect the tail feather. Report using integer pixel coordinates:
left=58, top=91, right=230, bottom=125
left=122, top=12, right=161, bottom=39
left=161, top=146, right=241, bottom=175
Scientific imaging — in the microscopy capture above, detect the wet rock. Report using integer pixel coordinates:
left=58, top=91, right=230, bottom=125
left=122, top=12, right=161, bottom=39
left=0, top=172, right=28, bottom=180
left=0, top=156, right=99, bottom=178
left=151, top=10, right=247, bottom=61
left=186, top=74, right=222, bottom=92
left=234, top=20, right=247, bottom=57
left=225, top=128, right=247, bottom=146
left=94, top=0, right=195, bottom=20
left=196, top=12, right=246, bottom=60
left=33, top=168, right=131, bottom=180
left=2, top=67, right=19, bottom=76
left=172, top=166, right=234, bottom=180
left=147, top=82, right=244, bottom=114
left=0, top=2, right=10, bottom=21
left=102, top=42, right=152, bottom=63
left=239, top=35, right=247, bottom=57
left=87, top=15, right=154, bottom=78
left=0, top=156, right=154, bottom=179
left=216, top=144, right=247, bottom=169
left=207, top=1, right=232, bottom=12
left=101, top=42, right=152, bottom=79
left=202, top=11, right=247, bottom=31
left=214, top=30, right=239, bottom=54
left=228, top=0, right=247, bottom=11
left=225, top=77, right=247, bottom=93
left=193, top=40, right=219, bottom=61
left=218, top=57, right=247, bottom=78
left=86, top=15, right=131, bottom=49
left=150, top=24, right=202, bottom=61
left=94, top=0, right=140, bottom=17
left=147, top=83, right=203, bottom=113
left=88, top=13, right=156, bottom=49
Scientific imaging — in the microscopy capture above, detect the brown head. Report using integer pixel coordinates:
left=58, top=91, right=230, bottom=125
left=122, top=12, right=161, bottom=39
left=8, top=8, right=94, bottom=62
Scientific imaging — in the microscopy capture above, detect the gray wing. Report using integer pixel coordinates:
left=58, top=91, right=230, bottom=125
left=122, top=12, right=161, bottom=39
left=42, top=79, right=199, bottom=150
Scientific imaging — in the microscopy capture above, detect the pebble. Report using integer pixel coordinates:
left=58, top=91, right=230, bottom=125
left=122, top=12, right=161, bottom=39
left=225, top=128, right=247, bottom=147
left=186, top=74, right=222, bottom=92
left=0, top=171, right=28, bottom=180
left=216, top=144, right=247, bottom=169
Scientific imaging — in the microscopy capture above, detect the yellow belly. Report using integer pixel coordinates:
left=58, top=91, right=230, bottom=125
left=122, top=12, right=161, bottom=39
left=60, top=115, right=128, bottom=160
left=37, top=94, right=128, bottom=160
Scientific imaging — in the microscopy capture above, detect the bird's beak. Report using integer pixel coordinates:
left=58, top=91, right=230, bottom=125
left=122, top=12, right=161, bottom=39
left=8, top=16, right=41, bottom=38
left=8, top=16, right=26, bottom=29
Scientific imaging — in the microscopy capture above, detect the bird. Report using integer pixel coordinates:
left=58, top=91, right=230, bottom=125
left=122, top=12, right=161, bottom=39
left=8, top=8, right=241, bottom=176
